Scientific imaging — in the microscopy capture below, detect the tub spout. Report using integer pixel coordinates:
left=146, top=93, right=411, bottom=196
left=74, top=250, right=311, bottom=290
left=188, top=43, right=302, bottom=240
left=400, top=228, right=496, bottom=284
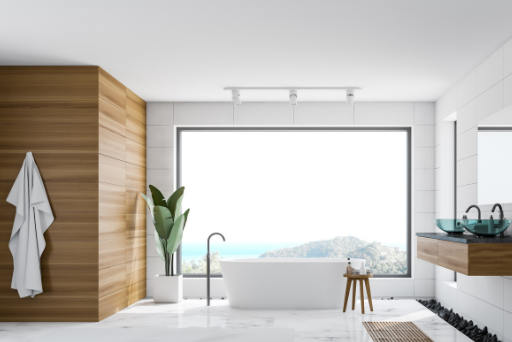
left=207, top=233, right=225, bottom=306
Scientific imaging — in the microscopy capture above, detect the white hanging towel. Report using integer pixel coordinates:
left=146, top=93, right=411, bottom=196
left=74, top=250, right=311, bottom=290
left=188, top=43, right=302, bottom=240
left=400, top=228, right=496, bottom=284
left=7, top=152, right=54, bottom=298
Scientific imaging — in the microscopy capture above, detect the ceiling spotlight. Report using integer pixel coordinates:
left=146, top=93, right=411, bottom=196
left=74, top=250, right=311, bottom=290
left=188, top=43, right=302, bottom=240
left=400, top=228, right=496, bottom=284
left=289, top=90, right=298, bottom=106
left=232, top=90, right=241, bottom=106
left=346, top=89, right=354, bottom=106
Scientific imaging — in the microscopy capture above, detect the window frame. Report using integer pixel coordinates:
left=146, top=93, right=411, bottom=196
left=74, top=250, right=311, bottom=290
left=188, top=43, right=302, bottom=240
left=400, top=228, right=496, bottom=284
left=176, top=127, right=412, bottom=278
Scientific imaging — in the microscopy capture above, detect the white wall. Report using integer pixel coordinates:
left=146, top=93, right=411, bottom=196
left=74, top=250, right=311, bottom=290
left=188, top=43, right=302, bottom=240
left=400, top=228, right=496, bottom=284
left=145, top=101, right=436, bottom=300
left=435, top=37, right=512, bottom=342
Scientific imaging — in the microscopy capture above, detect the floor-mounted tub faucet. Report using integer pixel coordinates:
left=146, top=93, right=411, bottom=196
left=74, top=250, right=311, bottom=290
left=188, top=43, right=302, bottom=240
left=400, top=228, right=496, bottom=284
left=207, top=232, right=225, bottom=306
left=466, top=205, right=481, bottom=222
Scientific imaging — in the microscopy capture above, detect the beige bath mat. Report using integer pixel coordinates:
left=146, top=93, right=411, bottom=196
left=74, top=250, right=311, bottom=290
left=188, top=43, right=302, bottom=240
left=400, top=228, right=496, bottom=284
left=363, top=322, right=434, bottom=341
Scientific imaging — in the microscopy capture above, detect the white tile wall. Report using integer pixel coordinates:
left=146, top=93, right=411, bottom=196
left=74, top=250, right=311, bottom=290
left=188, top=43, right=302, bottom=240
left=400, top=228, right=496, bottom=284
left=414, top=259, right=435, bottom=280
left=477, top=46, right=504, bottom=95
left=457, top=273, right=477, bottom=297
left=456, top=184, right=478, bottom=213
left=505, top=38, right=512, bottom=78
left=414, top=280, right=435, bottom=297
left=415, top=191, right=435, bottom=213
left=414, top=147, right=435, bottom=169
left=456, top=127, right=477, bottom=161
left=457, top=289, right=477, bottom=321
left=293, top=102, right=353, bottom=125
left=456, top=155, right=477, bottom=186
left=234, top=102, right=293, bottom=125
left=435, top=86, right=456, bottom=123
left=414, top=169, right=435, bottom=191
left=477, top=277, right=504, bottom=309
left=457, top=70, right=477, bottom=109
left=174, top=103, right=234, bottom=125
left=414, top=103, right=435, bottom=125
left=436, top=280, right=457, bottom=309
left=414, top=213, right=436, bottom=232
left=456, top=99, right=477, bottom=135
left=477, top=81, right=504, bottom=122
left=434, top=168, right=441, bottom=191
left=146, top=169, right=173, bottom=190
left=369, top=279, right=414, bottom=298
left=354, top=103, right=413, bottom=125
left=147, top=103, right=174, bottom=126
left=505, top=311, right=512, bottom=342
left=505, top=278, right=512, bottom=313
left=414, top=126, right=435, bottom=147
left=476, top=299, right=504, bottom=338
left=147, top=148, right=173, bottom=169
left=147, top=126, right=174, bottom=147
left=505, top=74, right=512, bottom=108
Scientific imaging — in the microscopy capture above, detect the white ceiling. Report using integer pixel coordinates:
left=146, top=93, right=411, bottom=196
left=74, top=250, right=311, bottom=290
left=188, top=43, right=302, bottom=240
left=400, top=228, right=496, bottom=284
left=1, top=0, right=512, bottom=103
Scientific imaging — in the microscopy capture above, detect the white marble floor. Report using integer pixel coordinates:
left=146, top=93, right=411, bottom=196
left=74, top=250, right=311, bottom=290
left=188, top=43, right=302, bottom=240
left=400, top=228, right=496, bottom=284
left=0, top=299, right=472, bottom=342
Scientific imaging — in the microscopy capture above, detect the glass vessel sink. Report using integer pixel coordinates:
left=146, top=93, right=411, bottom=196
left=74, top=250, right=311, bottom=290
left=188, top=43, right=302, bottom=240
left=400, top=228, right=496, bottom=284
left=462, top=219, right=512, bottom=237
left=434, top=219, right=465, bottom=234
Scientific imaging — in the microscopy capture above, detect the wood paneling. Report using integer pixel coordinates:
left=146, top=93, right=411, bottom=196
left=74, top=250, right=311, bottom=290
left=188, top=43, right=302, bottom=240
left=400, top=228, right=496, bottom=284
left=99, top=264, right=126, bottom=298
left=126, top=188, right=146, bottom=214
left=99, top=68, right=126, bottom=111
left=99, top=126, right=126, bottom=161
left=126, top=213, right=146, bottom=237
left=126, top=114, right=146, bottom=146
left=469, top=244, right=512, bottom=276
left=45, top=182, right=98, bottom=212
left=417, top=237, right=438, bottom=265
left=99, top=97, right=126, bottom=137
left=99, top=238, right=126, bottom=269
left=99, top=182, right=126, bottom=212
left=0, top=153, right=27, bottom=182
left=0, top=124, right=98, bottom=154
left=0, top=269, right=98, bottom=299
left=98, top=287, right=127, bottom=321
left=126, top=258, right=146, bottom=286
left=126, top=88, right=146, bottom=124
left=99, top=154, right=126, bottom=187
left=126, top=139, right=146, bottom=167
left=35, top=154, right=99, bottom=183
left=127, top=280, right=146, bottom=306
left=0, top=182, right=15, bottom=212
left=0, top=104, right=98, bottom=126
left=0, top=298, right=98, bottom=322
left=126, top=163, right=146, bottom=190
left=126, top=236, right=146, bottom=262
left=437, top=240, right=469, bottom=274
left=99, top=211, right=126, bottom=240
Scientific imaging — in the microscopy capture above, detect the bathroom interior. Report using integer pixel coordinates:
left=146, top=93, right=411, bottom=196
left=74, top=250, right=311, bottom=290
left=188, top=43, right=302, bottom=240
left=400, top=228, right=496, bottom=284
left=1, top=1, right=512, bottom=341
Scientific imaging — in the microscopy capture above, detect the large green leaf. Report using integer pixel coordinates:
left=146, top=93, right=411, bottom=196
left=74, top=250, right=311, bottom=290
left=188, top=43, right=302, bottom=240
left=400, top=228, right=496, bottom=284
left=154, top=231, right=166, bottom=261
left=149, top=185, right=166, bottom=207
left=173, top=194, right=184, bottom=220
left=140, top=193, right=155, bottom=222
left=153, top=206, right=174, bottom=240
left=167, top=214, right=185, bottom=256
left=182, top=208, right=190, bottom=231
left=167, top=187, right=185, bottom=219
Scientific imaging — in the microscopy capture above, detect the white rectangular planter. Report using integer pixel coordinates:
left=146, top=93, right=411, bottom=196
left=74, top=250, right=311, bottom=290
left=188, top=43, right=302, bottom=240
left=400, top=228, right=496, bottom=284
left=153, top=274, right=183, bottom=303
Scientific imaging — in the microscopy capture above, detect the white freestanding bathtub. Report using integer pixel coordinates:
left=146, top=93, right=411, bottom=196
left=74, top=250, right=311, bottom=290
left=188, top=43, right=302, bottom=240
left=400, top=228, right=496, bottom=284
left=220, top=258, right=365, bottom=310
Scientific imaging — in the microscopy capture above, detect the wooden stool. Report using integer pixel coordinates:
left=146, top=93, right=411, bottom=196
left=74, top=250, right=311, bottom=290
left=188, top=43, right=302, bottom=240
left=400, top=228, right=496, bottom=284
left=343, top=274, right=373, bottom=314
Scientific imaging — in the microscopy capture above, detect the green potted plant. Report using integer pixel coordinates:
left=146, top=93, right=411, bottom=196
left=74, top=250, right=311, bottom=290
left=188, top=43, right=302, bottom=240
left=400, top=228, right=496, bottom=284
left=141, top=185, right=190, bottom=303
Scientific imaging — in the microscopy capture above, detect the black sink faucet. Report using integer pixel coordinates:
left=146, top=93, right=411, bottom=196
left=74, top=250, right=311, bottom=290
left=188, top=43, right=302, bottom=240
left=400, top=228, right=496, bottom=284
left=207, top=232, right=225, bottom=307
left=466, top=205, right=481, bottom=222
left=492, top=203, right=504, bottom=220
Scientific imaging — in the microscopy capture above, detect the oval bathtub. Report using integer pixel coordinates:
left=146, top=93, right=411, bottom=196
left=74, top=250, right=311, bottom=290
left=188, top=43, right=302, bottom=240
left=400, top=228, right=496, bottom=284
left=220, top=258, right=365, bottom=310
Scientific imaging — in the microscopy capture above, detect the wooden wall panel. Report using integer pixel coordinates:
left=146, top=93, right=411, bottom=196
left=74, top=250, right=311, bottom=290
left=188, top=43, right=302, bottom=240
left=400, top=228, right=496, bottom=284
left=99, top=126, right=126, bottom=161
left=99, top=97, right=126, bottom=137
left=99, top=264, right=126, bottom=298
left=99, top=154, right=126, bottom=187
left=126, top=213, right=146, bottom=237
left=42, top=212, right=98, bottom=241
left=99, top=183, right=126, bottom=212
left=126, top=236, right=146, bottom=262
left=0, top=269, right=98, bottom=299
left=126, top=259, right=146, bottom=286
left=98, top=288, right=127, bottom=321
left=0, top=103, right=98, bottom=126
left=126, top=139, right=146, bottom=167
left=127, top=280, right=146, bottom=306
left=0, top=298, right=98, bottom=322
left=99, top=68, right=126, bottom=111
left=99, top=238, right=126, bottom=269
left=45, top=182, right=98, bottom=212
left=126, top=89, right=146, bottom=124
left=0, top=124, right=99, bottom=154
left=99, top=211, right=126, bottom=240
left=126, top=188, right=146, bottom=213
left=126, top=115, right=146, bottom=145
left=126, top=163, right=146, bottom=190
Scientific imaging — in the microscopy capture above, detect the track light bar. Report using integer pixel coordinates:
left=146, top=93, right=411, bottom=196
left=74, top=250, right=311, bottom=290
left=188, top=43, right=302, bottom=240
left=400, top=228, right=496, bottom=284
left=289, top=90, right=297, bottom=106
left=231, top=89, right=241, bottom=106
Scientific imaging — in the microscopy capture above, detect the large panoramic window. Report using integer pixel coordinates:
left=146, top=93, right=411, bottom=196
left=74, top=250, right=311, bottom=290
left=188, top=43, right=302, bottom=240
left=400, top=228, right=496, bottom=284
left=178, top=129, right=410, bottom=276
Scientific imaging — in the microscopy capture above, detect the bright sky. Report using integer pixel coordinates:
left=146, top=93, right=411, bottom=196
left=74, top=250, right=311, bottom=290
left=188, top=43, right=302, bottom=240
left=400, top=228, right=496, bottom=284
left=181, top=130, right=407, bottom=246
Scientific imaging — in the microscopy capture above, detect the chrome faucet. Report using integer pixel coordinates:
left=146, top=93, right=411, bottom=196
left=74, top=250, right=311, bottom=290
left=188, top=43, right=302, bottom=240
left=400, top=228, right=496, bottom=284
left=207, top=232, right=225, bottom=306
left=466, top=205, right=481, bottom=222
